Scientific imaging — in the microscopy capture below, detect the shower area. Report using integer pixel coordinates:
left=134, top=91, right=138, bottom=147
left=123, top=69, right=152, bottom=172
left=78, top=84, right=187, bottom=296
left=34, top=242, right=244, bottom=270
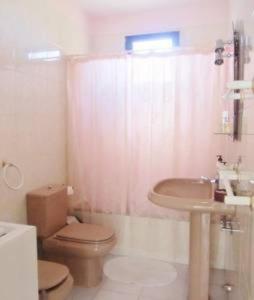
left=67, top=52, right=226, bottom=217
left=67, top=42, right=254, bottom=299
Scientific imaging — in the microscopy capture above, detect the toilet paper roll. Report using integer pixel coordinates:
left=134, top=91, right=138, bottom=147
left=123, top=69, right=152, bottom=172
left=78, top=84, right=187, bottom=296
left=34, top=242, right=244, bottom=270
left=67, top=186, right=74, bottom=196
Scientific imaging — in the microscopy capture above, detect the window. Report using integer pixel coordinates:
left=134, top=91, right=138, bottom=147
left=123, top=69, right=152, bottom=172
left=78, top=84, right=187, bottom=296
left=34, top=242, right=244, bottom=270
left=125, top=32, right=180, bottom=54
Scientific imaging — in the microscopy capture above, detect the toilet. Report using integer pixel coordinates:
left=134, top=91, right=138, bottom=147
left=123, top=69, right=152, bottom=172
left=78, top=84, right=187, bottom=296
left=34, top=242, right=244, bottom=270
left=38, top=260, right=73, bottom=300
left=27, top=185, right=116, bottom=287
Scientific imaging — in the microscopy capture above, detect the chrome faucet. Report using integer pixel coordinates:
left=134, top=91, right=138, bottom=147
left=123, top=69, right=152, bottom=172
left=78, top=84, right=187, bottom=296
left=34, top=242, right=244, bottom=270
left=200, top=176, right=217, bottom=184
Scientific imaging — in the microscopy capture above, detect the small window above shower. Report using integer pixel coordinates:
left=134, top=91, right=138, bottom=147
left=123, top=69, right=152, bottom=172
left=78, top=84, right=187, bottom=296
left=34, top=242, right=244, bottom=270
left=125, top=31, right=180, bottom=54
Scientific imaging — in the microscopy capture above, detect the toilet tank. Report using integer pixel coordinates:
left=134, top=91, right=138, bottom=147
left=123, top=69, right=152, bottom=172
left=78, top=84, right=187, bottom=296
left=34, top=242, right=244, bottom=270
left=26, top=185, right=68, bottom=239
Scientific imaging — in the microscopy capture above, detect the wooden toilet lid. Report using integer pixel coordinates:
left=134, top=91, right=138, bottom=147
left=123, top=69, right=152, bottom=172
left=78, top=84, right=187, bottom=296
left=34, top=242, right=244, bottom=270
left=55, top=223, right=115, bottom=243
left=38, top=260, right=69, bottom=291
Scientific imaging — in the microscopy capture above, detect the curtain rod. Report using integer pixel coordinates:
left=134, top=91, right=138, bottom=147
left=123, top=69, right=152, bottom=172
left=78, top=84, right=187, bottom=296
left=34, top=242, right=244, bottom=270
left=66, top=47, right=214, bottom=61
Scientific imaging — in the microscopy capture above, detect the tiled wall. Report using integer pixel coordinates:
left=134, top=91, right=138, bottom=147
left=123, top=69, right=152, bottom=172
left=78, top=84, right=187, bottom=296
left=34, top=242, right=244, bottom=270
left=0, top=0, right=89, bottom=224
left=0, top=0, right=89, bottom=57
left=0, top=60, right=67, bottom=223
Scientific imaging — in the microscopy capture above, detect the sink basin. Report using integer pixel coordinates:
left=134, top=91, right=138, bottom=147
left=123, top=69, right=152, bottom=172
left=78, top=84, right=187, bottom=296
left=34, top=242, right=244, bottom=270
left=149, top=178, right=233, bottom=214
left=148, top=178, right=235, bottom=300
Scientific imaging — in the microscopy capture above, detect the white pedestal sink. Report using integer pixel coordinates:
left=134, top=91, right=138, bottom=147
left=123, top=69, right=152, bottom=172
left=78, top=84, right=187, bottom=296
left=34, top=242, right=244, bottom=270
left=148, top=178, right=235, bottom=300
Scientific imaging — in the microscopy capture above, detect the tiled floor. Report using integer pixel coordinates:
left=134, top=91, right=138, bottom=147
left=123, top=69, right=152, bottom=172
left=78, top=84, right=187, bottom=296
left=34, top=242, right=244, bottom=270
left=68, top=261, right=188, bottom=300
left=67, top=257, right=230, bottom=300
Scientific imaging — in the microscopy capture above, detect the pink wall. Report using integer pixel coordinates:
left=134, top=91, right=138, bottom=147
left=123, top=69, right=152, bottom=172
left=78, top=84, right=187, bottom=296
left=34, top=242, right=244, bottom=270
left=88, top=0, right=230, bottom=54
left=0, top=0, right=89, bottom=224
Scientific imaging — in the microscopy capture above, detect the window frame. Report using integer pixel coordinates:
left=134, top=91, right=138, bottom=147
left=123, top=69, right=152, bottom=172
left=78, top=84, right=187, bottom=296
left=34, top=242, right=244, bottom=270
left=125, top=31, right=180, bottom=53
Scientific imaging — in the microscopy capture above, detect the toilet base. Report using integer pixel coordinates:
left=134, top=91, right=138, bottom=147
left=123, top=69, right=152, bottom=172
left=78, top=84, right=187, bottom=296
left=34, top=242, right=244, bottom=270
left=44, top=254, right=103, bottom=287
left=42, top=229, right=116, bottom=288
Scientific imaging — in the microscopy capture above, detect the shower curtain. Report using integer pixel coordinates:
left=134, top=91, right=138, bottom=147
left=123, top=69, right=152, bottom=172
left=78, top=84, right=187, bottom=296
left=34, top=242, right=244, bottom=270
left=67, top=53, right=228, bottom=217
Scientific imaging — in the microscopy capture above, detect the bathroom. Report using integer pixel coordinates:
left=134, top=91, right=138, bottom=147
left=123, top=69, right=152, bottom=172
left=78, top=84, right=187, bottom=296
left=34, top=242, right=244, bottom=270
left=0, top=0, right=254, bottom=299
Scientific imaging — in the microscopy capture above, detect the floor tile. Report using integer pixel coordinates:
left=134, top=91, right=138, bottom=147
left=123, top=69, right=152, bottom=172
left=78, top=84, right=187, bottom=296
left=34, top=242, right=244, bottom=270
left=139, top=263, right=188, bottom=300
left=94, top=290, right=139, bottom=300
left=68, top=286, right=100, bottom=300
left=101, top=277, right=142, bottom=295
left=67, top=257, right=229, bottom=300
left=140, top=279, right=188, bottom=300
left=171, top=263, right=188, bottom=282
left=209, top=284, right=227, bottom=300
left=139, top=297, right=186, bottom=300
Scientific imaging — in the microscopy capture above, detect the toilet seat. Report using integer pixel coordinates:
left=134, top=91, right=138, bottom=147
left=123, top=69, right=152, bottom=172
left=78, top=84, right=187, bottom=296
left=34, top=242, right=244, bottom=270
left=38, top=260, right=73, bottom=300
left=55, top=223, right=115, bottom=244
left=43, top=231, right=116, bottom=286
left=38, top=260, right=69, bottom=291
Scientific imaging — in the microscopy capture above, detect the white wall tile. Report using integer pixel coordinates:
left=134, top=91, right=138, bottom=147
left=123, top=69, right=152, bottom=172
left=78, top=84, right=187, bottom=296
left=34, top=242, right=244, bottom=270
left=0, top=0, right=89, bottom=224
left=0, top=60, right=67, bottom=224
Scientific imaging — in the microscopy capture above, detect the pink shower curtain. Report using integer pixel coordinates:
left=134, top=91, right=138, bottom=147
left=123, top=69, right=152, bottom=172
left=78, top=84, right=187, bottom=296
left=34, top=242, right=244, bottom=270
left=67, top=53, right=228, bottom=217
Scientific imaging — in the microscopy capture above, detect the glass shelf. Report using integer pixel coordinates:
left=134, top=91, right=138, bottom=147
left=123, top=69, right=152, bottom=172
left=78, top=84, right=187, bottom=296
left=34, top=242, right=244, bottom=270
left=214, top=132, right=254, bottom=136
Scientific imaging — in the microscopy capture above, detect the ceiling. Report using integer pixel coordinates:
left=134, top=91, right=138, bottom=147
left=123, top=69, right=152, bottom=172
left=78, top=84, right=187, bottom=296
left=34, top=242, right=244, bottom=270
left=78, top=0, right=205, bottom=16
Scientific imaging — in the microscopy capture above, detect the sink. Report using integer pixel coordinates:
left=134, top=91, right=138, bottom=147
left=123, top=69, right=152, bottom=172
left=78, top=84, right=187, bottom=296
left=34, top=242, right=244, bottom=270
left=148, top=178, right=235, bottom=300
left=149, top=178, right=233, bottom=213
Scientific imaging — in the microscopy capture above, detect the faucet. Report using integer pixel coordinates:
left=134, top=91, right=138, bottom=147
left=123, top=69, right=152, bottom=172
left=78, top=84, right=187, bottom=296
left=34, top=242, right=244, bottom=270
left=233, top=156, right=242, bottom=178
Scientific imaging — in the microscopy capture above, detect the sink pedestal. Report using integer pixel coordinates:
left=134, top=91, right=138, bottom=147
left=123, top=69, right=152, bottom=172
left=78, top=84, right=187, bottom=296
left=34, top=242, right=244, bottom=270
left=149, top=178, right=235, bottom=300
left=189, top=212, right=210, bottom=300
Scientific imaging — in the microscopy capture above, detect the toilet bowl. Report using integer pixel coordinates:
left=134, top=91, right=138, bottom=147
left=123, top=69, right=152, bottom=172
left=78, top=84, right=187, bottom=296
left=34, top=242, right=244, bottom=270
left=27, top=185, right=116, bottom=287
left=38, top=260, right=73, bottom=300
left=43, top=223, right=116, bottom=286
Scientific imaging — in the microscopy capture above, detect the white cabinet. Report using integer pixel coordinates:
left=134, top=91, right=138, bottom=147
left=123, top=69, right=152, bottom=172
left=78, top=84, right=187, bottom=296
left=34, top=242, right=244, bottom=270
left=0, top=222, right=38, bottom=300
